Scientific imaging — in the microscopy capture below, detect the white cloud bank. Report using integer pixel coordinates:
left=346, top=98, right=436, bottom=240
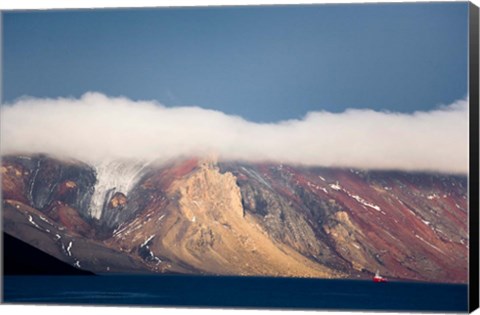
left=0, top=92, right=469, bottom=174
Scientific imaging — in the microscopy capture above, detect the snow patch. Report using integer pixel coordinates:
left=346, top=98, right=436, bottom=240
left=415, top=234, right=444, bottom=254
left=421, top=219, right=431, bottom=226
left=115, top=220, right=143, bottom=238
left=329, top=183, right=341, bottom=191
left=408, top=209, right=432, bottom=227
left=27, top=215, right=41, bottom=229
left=141, top=235, right=155, bottom=247
left=38, top=215, right=52, bottom=224
left=66, top=241, right=73, bottom=256
left=157, top=214, right=166, bottom=222
left=112, top=223, right=125, bottom=236
left=348, top=193, right=381, bottom=212
left=150, top=254, right=162, bottom=265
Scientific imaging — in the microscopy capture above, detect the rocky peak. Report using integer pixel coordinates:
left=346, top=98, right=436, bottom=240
left=174, top=159, right=244, bottom=219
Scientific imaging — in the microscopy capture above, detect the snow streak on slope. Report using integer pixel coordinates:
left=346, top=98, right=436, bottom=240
left=89, top=160, right=150, bottom=218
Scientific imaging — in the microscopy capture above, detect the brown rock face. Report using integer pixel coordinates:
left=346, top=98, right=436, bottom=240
left=1, top=163, right=30, bottom=203
left=47, top=201, right=93, bottom=237
left=1, top=155, right=96, bottom=215
left=108, top=192, right=128, bottom=209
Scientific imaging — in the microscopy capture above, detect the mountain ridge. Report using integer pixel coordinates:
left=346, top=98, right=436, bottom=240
left=1, top=154, right=468, bottom=282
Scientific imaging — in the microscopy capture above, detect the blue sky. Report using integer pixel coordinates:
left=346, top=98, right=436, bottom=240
left=2, top=2, right=469, bottom=122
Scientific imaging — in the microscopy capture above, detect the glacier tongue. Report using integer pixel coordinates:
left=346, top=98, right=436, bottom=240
left=89, top=159, right=150, bottom=219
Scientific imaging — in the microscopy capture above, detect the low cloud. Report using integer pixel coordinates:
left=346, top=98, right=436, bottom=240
left=0, top=92, right=469, bottom=173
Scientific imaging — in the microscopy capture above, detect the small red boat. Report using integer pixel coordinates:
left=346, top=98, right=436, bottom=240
left=373, top=270, right=387, bottom=283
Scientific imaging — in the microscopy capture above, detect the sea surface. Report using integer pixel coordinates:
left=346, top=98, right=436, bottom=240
left=2, top=275, right=468, bottom=312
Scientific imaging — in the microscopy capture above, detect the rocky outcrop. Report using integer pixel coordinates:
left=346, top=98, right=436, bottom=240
left=108, top=192, right=128, bottom=209
left=222, top=163, right=351, bottom=273
left=177, top=160, right=244, bottom=220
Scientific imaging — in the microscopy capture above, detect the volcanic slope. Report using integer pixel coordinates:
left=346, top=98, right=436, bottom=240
left=219, top=162, right=468, bottom=283
left=108, top=159, right=339, bottom=278
left=2, top=155, right=154, bottom=273
left=1, top=154, right=468, bottom=282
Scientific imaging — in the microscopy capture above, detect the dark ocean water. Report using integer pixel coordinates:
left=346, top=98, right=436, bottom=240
left=2, top=275, right=468, bottom=312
